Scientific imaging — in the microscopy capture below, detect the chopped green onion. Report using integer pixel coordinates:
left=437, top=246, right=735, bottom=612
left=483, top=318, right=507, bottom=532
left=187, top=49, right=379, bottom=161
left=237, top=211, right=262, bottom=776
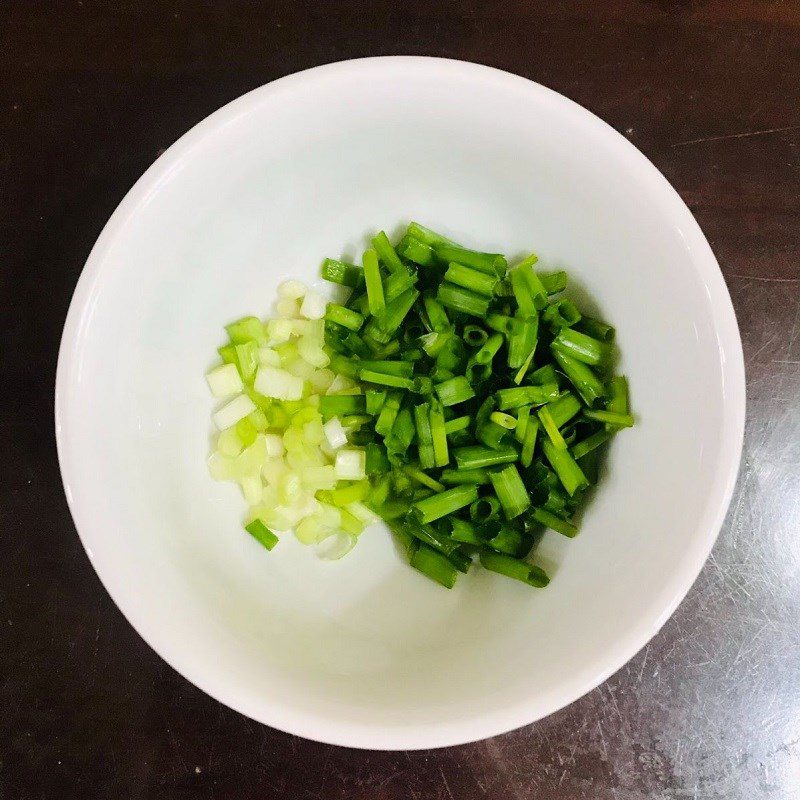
left=325, top=303, right=364, bottom=332
left=453, top=444, right=518, bottom=470
left=551, top=349, right=606, bottom=408
left=489, top=465, right=531, bottom=519
left=372, top=230, right=406, bottom=274
left=542, top=439, right=588, bottom=496
left=495, top=384, right=559, bottom=410
left=538, top=405, right=568, bottom=450
left=479, top=550, right=549, bottom=587
left=462, top=325, right=488, bottom=347
left=571, top=429, right=614, bottom=460
left=322, top=258, right=363, bottom=288
left=470, top=496, right=501, bottom=522
left=437, top=283, right=491, bottom=318
left=244, top=519, right=279, bottom=551
left=583, top=409, right=635, bottom=427
left=411, top=484, right=479, bottom=524
left=444, top=262, right=498, bottom=297
left=530, top=507, right=578, bottom=538
left=362, top=248, right=386, bottom=317
left=410, top=545, right=458, bottom=588
left=551, top=327, right=609, bottom=366
left=435, top=376, right=476, bottom=407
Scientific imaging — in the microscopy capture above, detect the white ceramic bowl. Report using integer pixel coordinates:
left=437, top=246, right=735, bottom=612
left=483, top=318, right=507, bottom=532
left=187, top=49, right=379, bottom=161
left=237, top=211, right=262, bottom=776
left=56, top=57, right=745, bottom=749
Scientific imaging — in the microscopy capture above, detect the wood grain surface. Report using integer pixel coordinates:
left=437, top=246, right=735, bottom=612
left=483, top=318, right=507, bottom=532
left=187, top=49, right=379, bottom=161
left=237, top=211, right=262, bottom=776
left=1, top=2, right=798, bottom=798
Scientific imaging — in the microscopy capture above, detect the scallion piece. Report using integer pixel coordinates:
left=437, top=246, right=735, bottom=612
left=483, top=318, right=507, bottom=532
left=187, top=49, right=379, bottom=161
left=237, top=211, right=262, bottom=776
left=551, top=349, right=606, bottom=408
left=362, top=248, right=385, bottom=317
left=453, top=444, right=518, bottom=470
left=435, top=244, right=507, bottom=276
left=244, top=519, right=279, bottom=551
left=489, top=465, right=531, bottom=519
left=444, top=262, right=498, bottom=297
left=437, top=282, right=491, bottom=318
left=479, top=550, right=549, bottom=588
left=410, top=545, right=458, bottom=588
left=571, top=429, right=614, bottom=460
left=470, top=496, right=501, bottom=522
left=495, top=384, right=559, bottom=410
left=325, top=303, right=364, bottom=332
left=321, top=258, right=363, bottom=288
left=542, top=439, right=588, bottom=496
left=551, top=327, right=609, bottom=366
left=411, top=484, right=479, bottom=524
left=530, top=506, right=578, bottom=538
left=583, top=409, right=635, bottom=428
left=538, top=405, right=568, bottom=450
left=372, top=230, right=406, bottom=274
left=435, top=376, right=476, bottom=407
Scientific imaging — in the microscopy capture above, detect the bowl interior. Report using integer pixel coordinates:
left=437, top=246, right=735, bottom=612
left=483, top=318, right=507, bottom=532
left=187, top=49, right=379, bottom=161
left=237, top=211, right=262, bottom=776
left=57, top=58, right=743, bottom=749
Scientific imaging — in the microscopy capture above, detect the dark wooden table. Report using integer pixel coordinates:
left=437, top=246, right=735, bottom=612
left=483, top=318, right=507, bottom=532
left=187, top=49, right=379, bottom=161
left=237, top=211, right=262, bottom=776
left=2, top=2, right=798, bottom=798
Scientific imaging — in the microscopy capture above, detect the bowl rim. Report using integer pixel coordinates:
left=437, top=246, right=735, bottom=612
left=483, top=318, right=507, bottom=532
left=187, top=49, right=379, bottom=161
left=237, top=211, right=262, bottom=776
left=55, top=55, right=746, bottom=750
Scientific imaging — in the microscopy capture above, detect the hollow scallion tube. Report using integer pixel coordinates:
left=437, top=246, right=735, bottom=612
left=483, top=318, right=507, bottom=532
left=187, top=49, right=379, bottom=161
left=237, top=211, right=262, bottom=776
left=520, top=417, right=539, bottom=467
left=551, top=349, right=606, bottom=408
left=489, top=465, right=531, bottom=519
left=538, top=405, right=568, bottom=450
left=495, top=384, right=559, bottom=409
left=321, top=258, right=363, bottom=288
left=443, top=415, right=471, bottom=436
left=547, top=392, right=582, bottom=428
left=515, top=405, right=531, bottom=442
left=414, top=402, right=435, bottom=469
left=362, top=248, right=385, bottom=317
left=429, top=399, right=449, bottom=467
left=403, top=464, right=445, bottom=492
left=577, top=315, right=615, bottom=343
left=372, top=230, right=406, bottom=274
left=488, top=525, right=523, bottom=555
left=435, top=376, right=476, bottom=407
left=383, top=270, right=417, bottom=303
left=319, top=394, right=366, bottom=419
left=411, top=484, right=480, bottom=524
left=551, top=327, right=608, bottom=366
left=453, top=444, right=518, bottom=469
left=543, top=298, right=581, bottom=331
left=325, top=303, right=365, bottom=332
left=450, top=518, right=484, bottom=545
left=409, top=543, right=459, bottom=588
left=583, top=409, right=635, bottom=427
left=463, top=325, right=488, bottom=347
left=479, top=550, right=549, bottom=588
left=435, top=245, right=507, bottom=277
left=542, top=439, right=588, bottom=496
left=359, top=370, right=413, bottom=390
left=444, top=262, right=498, bottom=297
left=512, top=254, right=547, bottom=310
left=422, top=294, right=450, bottom=333
left=606, top=375, right=629, bottom=415
left=538, top=270, right=568, bottom=295
left=506, top=314, right=538, bottom=369
left=375, top=392, right=402, bottom=436
left=470, top=496, right=501, bottom=523
left=244, top=519, right=279, bottom=551
left=571, top=429, right=614, bottom=460
left=530, top=507, right=578, bottom=538
left=375, top=288, right=420, bottom=340
left=357, top=359, right=414, bottom=378
left=397, top=235, right=436, bottom=266
left=406, top=221, right=458, bottom=248
left=437, top=282, right=491, bottom=318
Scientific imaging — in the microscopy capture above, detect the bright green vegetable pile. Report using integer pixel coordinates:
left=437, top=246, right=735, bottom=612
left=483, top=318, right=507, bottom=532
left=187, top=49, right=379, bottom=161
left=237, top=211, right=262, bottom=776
left=319, top=222, right=633, bottom=589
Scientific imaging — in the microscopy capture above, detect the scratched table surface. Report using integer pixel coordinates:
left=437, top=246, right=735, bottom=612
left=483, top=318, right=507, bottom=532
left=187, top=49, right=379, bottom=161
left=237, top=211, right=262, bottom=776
left=1, top=2, right=799, bottom=798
